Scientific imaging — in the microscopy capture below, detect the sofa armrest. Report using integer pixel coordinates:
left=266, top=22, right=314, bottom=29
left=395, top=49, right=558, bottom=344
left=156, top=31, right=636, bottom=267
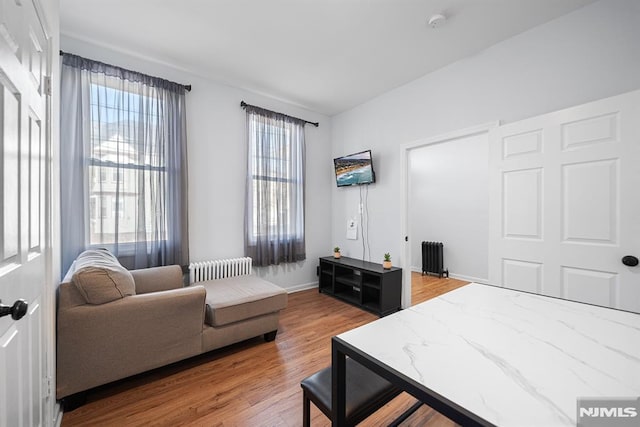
left=130, top=265, right=184, bottom=294
left=56, top=285, right=206, bottom=399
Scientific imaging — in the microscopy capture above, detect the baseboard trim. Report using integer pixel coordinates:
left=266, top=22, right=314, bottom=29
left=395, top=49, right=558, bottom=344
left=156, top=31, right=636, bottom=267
left=286, top=282, right=318, bottom=294
left=449, top=273, right=488, bottom=284
left=55, top=403, right=63, bottom=427
left=411, top=267, right=488, bottom=285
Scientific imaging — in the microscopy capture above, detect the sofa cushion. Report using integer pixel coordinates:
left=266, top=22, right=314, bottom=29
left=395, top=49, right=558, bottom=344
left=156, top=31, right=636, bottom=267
left=199, top=275, right=287, bottom=327
left=72, top=249, right=136, bottom=305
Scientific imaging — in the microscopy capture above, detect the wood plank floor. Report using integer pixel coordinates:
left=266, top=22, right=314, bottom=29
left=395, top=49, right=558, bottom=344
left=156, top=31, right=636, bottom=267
left=61, top=272, right=468, bottom=426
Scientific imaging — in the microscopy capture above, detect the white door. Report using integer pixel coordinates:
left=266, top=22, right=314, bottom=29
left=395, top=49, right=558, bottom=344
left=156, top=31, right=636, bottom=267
left=0, top=0, right=50, bottom=425
left=489, top=90, right=640, bottom=313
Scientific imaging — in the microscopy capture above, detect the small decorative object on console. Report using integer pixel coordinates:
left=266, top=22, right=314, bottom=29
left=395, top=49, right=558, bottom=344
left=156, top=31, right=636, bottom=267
left=383, top=253, right=392, bottom=270
left=334, top=247, right=341, bottom=259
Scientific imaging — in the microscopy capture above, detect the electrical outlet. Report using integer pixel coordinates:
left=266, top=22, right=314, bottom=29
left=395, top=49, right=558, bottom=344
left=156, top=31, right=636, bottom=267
left=347, top=219, right=358, bottom=240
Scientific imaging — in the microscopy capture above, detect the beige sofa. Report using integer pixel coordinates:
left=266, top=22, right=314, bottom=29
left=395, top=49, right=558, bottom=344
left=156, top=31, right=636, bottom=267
left=56, top=249, right=287, bottom=407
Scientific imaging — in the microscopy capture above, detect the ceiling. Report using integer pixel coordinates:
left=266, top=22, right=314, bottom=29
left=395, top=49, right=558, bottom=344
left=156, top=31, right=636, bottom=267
left=60, top=0, right=597, bottom=116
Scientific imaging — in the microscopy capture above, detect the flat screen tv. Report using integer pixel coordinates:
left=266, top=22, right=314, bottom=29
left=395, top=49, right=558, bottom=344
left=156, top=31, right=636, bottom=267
left=333, top=150, right=376, bottom=187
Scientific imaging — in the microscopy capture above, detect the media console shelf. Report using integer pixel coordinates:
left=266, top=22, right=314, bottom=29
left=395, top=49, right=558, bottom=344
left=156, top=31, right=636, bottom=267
left=318, top=256, right=402, bottom=316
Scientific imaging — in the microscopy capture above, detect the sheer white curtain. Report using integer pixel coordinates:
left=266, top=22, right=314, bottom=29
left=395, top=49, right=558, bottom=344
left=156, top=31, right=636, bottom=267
left=244, top=106, right=306, bottom=266
left=60, top=53, right=189, bottom=273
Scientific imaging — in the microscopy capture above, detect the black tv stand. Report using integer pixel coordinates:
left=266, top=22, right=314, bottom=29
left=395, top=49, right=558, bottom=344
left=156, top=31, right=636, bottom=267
left=318, top=256, right=402, bottom=316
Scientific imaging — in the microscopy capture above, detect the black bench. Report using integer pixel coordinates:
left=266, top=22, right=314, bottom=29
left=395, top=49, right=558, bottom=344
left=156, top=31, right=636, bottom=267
left=301, top=358, right=422, bottom=426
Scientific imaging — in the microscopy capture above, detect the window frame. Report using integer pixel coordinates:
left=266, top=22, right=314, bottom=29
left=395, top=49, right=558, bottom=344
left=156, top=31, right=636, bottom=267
left=246, top=117, right=304, bottom=244
left=85, top=81, right=168, bottom=250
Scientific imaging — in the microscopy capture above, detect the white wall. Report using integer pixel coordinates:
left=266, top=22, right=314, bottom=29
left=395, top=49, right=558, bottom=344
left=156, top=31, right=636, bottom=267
left=60, top=36, right=333, bottom=291
left=331, top=0, right=640, bottom=276
left=409, top=133, right=488, bottom=282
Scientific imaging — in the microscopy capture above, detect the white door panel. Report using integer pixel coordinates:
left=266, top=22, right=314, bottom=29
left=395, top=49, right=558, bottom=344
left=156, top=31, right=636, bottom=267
left=0, top=0, right=50, bottom=425
left=562, top=159, right=618, bottom=244
left=489, top=90, right=640, bottom=313
left=502, top=129, right=543, bottom=159
left=0, top=323, right=22, bottom=427
left=562, top=266, right=618, bottom=307
left=502, top=259, right=543, bottom=294
left=502, top=168, right=543, bottom=240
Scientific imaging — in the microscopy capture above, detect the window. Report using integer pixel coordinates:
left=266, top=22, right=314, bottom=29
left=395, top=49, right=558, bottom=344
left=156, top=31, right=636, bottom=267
left=60, top=52, right=189, bottom=272
left=87, top=83, right=166, bottom=246
left=245, top=107, right=306, bottom=266
left=249, top=124, right=294, bottom=239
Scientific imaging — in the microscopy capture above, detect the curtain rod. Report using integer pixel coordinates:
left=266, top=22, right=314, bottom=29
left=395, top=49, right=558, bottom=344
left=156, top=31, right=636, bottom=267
left=59, top=50, right=192, bottom=92
left=240, top=101, right=319, bottom=127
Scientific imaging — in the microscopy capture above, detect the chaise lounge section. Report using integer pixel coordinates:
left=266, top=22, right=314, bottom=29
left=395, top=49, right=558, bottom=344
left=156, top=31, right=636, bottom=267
left=56, top=249, right=287, bottom=407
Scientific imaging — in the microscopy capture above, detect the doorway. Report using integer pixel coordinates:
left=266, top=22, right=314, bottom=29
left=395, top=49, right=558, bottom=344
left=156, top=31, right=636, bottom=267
left=409, top=132, right=489, bottom=282
left=400, top=122, right=496, bottom=308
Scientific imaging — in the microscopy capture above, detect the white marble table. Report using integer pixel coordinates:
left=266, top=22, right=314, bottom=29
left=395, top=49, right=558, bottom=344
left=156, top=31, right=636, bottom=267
left=331, top=283, right=640, bottom=426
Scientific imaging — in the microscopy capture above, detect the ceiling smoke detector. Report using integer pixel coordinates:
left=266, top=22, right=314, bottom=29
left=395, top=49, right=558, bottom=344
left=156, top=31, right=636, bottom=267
left=427, top=13, right=447, bottom=28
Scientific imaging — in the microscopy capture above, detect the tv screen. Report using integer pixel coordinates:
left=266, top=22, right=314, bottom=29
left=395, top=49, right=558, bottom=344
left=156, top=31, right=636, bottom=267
left=334, top=150, right=376, bottom=187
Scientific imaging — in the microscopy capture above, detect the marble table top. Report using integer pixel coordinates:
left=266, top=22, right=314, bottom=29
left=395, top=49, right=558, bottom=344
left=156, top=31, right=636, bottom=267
left=337, top=283, right=640, bottom=426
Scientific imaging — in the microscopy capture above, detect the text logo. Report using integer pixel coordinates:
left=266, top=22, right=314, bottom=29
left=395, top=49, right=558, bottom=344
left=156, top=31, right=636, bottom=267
left=577, top=397, right=640, bottom=427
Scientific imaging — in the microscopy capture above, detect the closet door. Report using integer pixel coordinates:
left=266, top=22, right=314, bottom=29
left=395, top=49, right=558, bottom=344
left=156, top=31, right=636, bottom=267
left=489, top=90, right=640, bottom=313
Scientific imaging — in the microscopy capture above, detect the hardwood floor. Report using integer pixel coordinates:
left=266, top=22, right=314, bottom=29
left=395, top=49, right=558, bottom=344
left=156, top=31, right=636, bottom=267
left=61, top=272, right=468, bottom=426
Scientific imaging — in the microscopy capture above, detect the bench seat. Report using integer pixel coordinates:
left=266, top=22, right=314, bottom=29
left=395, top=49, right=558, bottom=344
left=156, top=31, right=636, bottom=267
left=200, top=275, right=288, bottom=327
left=300, top=358, right=402, bottom=426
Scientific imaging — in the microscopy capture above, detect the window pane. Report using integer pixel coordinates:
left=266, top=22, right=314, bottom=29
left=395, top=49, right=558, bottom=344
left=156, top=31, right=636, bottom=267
left=248, top=116, right=303, bottom=241
left=89, top=83, right=163, bottom=168
left=88, top=164, right=165, bottom=245
left=87, top=82, right=167, bottom=246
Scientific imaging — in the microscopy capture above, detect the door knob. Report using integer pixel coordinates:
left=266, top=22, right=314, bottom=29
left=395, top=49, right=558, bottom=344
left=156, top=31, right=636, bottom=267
left=622, top=255, right=639, bottom=267
left=0, top=299, right=28, bottom=320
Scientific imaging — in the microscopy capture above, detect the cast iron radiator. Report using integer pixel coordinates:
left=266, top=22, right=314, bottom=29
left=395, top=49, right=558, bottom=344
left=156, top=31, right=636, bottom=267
left=421, top=241, right=449, bottom=278
left=188, top=257, right=252, bottom=284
